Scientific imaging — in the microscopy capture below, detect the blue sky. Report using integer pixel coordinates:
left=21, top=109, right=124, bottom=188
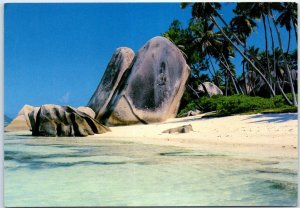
left=4, top=3, right=297, bottom=118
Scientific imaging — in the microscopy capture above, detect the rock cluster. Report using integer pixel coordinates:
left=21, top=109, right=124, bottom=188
left=32, top=105, right=110, bottom=137
left=88, top=36, right=190, bottom=125
left=6, top=36, right=190, bottom=136
left=5, top=104, right=108, bottom=137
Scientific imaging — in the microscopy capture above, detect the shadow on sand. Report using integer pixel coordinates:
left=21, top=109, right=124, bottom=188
left=246, top=113, right=297, bottom=123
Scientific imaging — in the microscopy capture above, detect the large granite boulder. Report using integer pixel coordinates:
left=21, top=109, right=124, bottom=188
left=5, top=104, right=34, bottom=132
left=102, top=36, right=190, bottom=125
left=32, top=104, right=110, bottom=137
left=88, top=47, right=135, bottom=120
left=198, top=82, right=223, bottom=97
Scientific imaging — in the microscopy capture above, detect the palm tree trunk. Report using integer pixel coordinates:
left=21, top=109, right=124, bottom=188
left=219, top=59, right=239, bottom=95
left=188, top=84, right=200, bottom=99
left=293, top=22, right=297, bottom=43
left=208, top=55, right=221, bottom=86
left=214, top=10, right=281, bottom=97
left=271, top=11, right=297, bottom=106
left=219, top=54, right=244, bottom=95
left=210, top=44, right=244, bottom=94
left=277, top=80, right=293, bottom=106
left=267, top=13, right=277, bottom=94
left=225, top=71, right=228, bottom=96
left=286, top=30, right=291, bottom=54
left=214, top=11, right=269, bottom=73
left=242, top=61, right=246, bottom=93
left=210, top=16, right=276, bottom=96
left=262, top=14, right=272, bottom=93
left=242, top=43, right=247, bottom=94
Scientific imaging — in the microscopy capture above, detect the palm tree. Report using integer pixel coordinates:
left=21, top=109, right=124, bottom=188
left=270, top=8, right=297, bottom=106
left=276, top=2, right=298, bottom=53
left=191, top=18, right=243, bottom=95
left=230, top=14, right=257, bottom=94
left=245, top=46, right=260, bottom=95
left=182, top=2, right=276, bottom=97
left=235, top=3, right=274, bottom=91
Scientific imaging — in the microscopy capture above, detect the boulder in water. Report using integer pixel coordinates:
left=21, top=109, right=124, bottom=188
left=33, top=104, right=110, bottom=137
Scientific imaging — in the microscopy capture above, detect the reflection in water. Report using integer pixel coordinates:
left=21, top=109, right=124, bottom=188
left=4, top=133, right=298, bottom=206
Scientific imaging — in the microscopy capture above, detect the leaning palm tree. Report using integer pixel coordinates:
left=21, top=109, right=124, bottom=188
left=230, top=14, right=257, bottom=94
left=190, top=18, right=243, bottom=95
left=235, top=3, right=274, bottom=90
left=270, top=8, right=297, bottom=106
left=181, top=2, right=276, bottom=97
left=276, top=2, right=298, bottom=53
left=182, top=2, right=299, bottom=106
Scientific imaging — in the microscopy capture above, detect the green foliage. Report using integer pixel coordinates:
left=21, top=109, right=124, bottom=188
left=178, top=94, right=297, bottom=117
left=171, top=2, right=298, bottom=107
left=215, top=95, right=275, bottom=116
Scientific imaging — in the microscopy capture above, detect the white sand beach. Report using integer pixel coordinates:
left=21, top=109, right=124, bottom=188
left=89, top=113, right=298, bottom=158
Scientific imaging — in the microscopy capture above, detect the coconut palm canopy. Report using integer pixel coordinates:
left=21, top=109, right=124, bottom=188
left=163, top=2, right=298, bottom=106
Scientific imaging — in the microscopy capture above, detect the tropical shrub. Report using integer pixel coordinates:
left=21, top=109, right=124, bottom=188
left=178, top=94, right=297, bottom=117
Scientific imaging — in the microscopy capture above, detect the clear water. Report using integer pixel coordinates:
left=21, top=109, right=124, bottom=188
left=4, top=132, right=298, bottom=206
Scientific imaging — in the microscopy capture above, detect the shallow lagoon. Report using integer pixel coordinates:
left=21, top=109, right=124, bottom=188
left=4, top=133, right=297, bottom=206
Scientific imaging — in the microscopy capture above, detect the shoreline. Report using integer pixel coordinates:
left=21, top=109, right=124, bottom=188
left=5, top=113, right=298, bottom=159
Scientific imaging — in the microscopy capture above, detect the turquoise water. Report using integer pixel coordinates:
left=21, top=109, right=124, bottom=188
left=4, top=133, right=298, bottom=206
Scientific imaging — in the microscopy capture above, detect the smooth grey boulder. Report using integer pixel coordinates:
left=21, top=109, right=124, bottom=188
left=32, top=104, right=110, bottom=137
left=77, top=106, right=96, bottom=118
left=198, top=82, right=223, bottom=97
left=102, top=36, right=190, bottom=125
left=88, top=47, right=135, bottom=120
left=5, top=104, right=34, bottom=132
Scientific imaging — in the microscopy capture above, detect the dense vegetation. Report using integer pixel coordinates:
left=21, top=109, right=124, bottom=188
left=178, top=94, right=297, bottom=117
left=162, top=2, right=298, bottom=116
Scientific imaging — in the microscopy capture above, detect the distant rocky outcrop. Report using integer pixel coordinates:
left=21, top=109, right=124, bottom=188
left=5, top=104, right=34, bottom=132
left=162, top=124, right=193, bottom=134
left=93, top=36, right=190, bottom=125
left=32, top=104, right=110, bottom=137
left=88, top=47, right=135, bottom=120
left=198, top=82, right=223, bottom=97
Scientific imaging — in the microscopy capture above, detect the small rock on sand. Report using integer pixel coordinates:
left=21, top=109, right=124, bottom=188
left=162, top=124, right=193, bottom=134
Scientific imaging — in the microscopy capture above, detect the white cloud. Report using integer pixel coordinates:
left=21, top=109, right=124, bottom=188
left=59, top=92, right=70, bottom=104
